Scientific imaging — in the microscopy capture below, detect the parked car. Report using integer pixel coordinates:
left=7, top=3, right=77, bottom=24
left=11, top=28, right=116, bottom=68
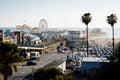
left=73, top=66, right=81, bottom=72
left=66, top=55, right=73, bottom=62
left=27, top=61, right=37, bottom=65
left=66, top=58, right=73, bottom=62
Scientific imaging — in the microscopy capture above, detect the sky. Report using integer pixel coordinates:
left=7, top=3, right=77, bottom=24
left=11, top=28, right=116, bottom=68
left=0, top=0, right=120, bottom=30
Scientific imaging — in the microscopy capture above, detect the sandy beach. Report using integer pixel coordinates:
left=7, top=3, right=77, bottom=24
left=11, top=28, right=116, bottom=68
left=89, top=38, right=120, bottom=45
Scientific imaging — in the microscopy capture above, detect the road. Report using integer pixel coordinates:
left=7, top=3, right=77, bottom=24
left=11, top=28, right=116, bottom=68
left=8, top=51, right=74, bottom=80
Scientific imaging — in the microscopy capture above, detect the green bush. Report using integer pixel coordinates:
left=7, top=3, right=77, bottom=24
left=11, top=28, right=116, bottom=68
left=33, top=68, right=75, bottom=80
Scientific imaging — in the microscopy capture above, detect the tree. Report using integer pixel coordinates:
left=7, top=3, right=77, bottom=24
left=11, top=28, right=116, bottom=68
left=106, top=14, right=117, bottom=55
left=99, top=42, right=120, bottom=80
left=0, top=42, right=21, bottom=80
left=94, top=42, right=120, bottom=80
left=33, top=68, right=75, bottom=80
left=34, top=68, right=63, bottom=80
left=81, top=13, right=92, bottom=57
left=114, top=42, right=120, bottom=62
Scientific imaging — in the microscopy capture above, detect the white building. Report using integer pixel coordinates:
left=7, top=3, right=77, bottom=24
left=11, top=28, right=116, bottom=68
left=81, top=57, right=109, bottom=72
left=40, top=30, right=69, bottom=42
left=44, top=60, right=66, bottom=73
left=67, top=31, right=81, bottom=42
left=24, top=32, right=41, bottom=45
left=67, top=31, right=82, bottom=47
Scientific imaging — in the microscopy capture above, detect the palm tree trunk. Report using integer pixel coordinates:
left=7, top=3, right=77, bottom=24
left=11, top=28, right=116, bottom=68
left=86, top=25, right=89, bottom=57
left=112, top=26, right=114, bottom=55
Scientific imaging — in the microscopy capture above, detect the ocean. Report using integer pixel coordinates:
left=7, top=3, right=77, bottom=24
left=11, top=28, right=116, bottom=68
left=0, top=27, right=17, bottom=32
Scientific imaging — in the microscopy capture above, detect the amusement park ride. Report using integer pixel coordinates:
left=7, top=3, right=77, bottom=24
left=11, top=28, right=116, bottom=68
left=16, top=19, right=48, bottom=33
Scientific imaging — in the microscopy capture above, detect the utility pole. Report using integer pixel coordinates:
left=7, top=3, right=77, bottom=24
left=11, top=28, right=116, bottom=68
left=72, top=32, right=74, bottom=59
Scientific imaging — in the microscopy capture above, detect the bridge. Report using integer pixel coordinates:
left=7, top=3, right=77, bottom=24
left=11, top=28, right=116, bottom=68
left=18, top=41, right=65, bottom=54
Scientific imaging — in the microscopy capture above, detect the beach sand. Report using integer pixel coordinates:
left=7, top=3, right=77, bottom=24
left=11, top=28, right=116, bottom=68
left=89, top=38, right=120, bottom=46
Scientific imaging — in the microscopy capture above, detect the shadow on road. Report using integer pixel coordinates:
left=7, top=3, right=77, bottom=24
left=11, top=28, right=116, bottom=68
left=23, top=73, right=33, bottom=80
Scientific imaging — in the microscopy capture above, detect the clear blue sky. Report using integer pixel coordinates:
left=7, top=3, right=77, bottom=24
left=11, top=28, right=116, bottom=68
left=0, top=0, right=120, bottom=29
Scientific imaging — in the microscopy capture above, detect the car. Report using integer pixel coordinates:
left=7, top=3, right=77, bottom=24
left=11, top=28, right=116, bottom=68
left=27, top=61, right=37, bottom=65
left=73, top=66, right=81, bottom=72
left=30, top=51, right=40, bottom=59
left=66, top=58, right=73, bottom=62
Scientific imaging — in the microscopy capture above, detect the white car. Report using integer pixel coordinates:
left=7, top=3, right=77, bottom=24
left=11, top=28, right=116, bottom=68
left=30, top=51, right=40, bottom=59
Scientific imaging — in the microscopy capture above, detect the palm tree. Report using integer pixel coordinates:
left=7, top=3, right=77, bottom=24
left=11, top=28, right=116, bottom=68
left=107, top=14, right=117, bottom=55
left=0, top=42, right=21, bottom=80
left=81, top=13, right=92, bottom=57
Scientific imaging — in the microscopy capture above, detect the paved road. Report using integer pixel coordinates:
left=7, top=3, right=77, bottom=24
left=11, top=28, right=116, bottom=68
left=8, top=51, right=74, bottom=80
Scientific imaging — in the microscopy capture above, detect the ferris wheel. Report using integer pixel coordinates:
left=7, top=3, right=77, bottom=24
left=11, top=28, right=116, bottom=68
left=39, top=19, right=48, bottom=33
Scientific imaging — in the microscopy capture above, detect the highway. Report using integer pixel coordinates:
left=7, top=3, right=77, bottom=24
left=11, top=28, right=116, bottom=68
left=8, top=51, right=73, bottom=80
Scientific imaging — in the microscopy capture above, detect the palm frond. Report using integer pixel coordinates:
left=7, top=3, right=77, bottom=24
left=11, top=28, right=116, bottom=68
left=107, top=14, right=117, bottom=27
left=81, top=13, right=92, bottom=25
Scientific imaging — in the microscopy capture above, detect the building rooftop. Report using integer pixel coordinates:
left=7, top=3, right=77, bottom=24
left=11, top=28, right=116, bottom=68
left=82, top=57, right=110, bottom=62
left=44, top=60, right=65, bottom=68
